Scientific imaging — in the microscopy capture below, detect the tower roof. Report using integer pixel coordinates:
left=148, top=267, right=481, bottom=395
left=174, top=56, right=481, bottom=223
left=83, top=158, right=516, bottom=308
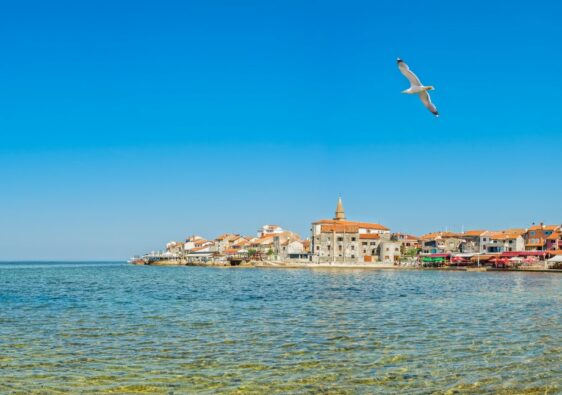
left=334, top=197, right=345, bottom=221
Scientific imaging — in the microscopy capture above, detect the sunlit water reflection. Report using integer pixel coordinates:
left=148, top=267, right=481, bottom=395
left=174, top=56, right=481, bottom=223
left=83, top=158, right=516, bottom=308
left=1, top=262, right=561, bottom=394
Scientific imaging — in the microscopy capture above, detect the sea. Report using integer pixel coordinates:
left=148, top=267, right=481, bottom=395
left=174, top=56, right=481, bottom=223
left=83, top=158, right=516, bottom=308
left=1, top=262, right=561, bottom=394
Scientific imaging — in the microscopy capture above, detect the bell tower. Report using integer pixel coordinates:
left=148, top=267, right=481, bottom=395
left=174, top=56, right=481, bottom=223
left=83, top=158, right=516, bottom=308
left=334, top=197, right=346, bottom=221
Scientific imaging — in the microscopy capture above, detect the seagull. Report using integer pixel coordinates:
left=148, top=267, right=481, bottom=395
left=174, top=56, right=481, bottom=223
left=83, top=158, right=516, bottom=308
left=397, top=58, right=439, bottom=117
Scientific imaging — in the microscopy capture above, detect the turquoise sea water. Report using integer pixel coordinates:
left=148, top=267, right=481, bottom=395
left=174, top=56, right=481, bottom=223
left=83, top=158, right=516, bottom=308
left=1, top=262, right=561, bottom=394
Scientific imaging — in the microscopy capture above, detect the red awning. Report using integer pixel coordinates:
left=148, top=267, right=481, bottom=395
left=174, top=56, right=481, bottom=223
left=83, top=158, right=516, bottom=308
left=501, top=251, right=545, bottom=257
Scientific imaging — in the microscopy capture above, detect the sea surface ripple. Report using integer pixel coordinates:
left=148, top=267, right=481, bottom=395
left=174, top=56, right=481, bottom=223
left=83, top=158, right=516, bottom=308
left=1, top=262, right=561, bottom=394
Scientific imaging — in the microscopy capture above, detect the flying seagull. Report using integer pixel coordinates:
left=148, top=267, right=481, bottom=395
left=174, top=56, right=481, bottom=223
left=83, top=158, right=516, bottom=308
left=397, top=58, right=439, bottom=117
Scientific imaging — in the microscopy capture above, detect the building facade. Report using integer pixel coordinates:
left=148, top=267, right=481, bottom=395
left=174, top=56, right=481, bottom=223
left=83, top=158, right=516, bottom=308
left=311, top=198, right=393, bottom=263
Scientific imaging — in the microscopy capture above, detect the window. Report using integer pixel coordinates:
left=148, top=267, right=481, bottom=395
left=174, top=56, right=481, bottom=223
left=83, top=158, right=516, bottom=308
left=316, top=246, right=320, bottom=251
left=351, top=245, right=355, bottom=250
left=338, top=245, right=342, bottom=251
left=351, top=237, right=356, bottom=241
left=327, top=246, right=330, bottom=251
left=363, top=250, right=366, bottom=254
left=530, top=231, right=536, bottom=236
left=370, top=242, right=376, bottom=245
left=362, top=242, right=367, bottom=246
left=351, top=255, right=355, bottom=259
left=337, top=237, right=343, bottom=242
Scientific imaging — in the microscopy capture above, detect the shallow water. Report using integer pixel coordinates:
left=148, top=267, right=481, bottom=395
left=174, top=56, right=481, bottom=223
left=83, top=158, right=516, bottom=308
left=1, top=262, right=561, bottom=394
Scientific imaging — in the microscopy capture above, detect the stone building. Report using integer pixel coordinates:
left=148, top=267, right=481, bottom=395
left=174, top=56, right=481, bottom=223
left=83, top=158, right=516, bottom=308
left=311, top=198, right=393, bottom=263
left=213, top=233, right=248, bottom=253
left=420, top=232, right=464, bottom=254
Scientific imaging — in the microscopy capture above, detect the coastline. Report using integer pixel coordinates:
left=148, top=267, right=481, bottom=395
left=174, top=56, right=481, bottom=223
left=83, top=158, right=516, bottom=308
left=135, top=260, right=562, bottom=273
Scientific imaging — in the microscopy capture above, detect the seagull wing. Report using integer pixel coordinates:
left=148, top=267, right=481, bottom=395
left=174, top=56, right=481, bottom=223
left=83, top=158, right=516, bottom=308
left=397, top=59, right=422, bottom=87
left=419, top=90, right=439, bottom=117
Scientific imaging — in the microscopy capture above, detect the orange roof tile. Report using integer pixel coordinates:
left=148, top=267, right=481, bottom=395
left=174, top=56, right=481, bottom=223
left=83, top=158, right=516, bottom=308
left=528, top=224, right=560, bottom=231
left=191, top=246, right=210, bottom=252
left=314, top=219, right=389, bottom=231
left=491, top=233, right=523, bottom=240
left=321, top=224, right=359, bottom=233
left=463, top=230, right=487, bottom=236
left=420, top=231, right=461, bottom=240
left=359, top=234, right=381, bottom=240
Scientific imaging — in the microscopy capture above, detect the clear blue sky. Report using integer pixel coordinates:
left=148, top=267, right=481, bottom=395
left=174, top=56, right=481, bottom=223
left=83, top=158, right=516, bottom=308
left=1, top=0, right=561, bottom=260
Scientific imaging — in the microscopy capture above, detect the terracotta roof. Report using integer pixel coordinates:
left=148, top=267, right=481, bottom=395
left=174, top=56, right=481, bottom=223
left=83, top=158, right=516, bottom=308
left=359, top=234, right=381, bottom=240
left=547, top=232, right=561, bottom=240
left=215, top=233, right=240, bottom=241
left=392, top=233, right=419, bottom=240
left=321, top=224, right=359, bottom=233
left=463, top=230, right=487, bottom=237
left=491, top=233, right=523, bottom=240
left=420, top=231, right=461, bottom=240
left=502, top=228, right=527, bottom=235
left=191, top=246, right=210, bottom=252
left=528, top=224, right=560, bottom=231
left=314, top=219, right=389, bottom=231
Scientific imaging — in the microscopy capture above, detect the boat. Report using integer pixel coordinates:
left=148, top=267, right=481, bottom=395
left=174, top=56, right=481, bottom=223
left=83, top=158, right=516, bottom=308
left=128, top=256, right=147, bottom=265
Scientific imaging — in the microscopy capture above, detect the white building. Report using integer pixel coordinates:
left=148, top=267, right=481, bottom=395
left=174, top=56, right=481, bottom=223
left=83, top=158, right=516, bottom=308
left=257, top=225, right=284, bottom=238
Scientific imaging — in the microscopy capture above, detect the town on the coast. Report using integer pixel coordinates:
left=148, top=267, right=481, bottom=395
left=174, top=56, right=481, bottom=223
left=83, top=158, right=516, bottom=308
left=130, top=198, right=562, bottom=270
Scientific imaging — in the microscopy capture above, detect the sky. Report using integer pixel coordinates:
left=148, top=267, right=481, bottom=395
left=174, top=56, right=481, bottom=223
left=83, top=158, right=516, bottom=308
left=1, top=0, right=561, bottom=260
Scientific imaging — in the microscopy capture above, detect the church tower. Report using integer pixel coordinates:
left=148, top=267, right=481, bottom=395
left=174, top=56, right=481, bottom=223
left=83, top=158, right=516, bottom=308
left=334, top=197, right=346, bottom=221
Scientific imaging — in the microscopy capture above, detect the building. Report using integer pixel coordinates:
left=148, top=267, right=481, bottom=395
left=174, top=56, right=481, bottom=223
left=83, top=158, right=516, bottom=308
left=459, top=230, right=488, bottom=253
left=311, top=198, right=393, bottom=263
left=165, top=241, right=184, bottom=254
left=213, top=233, right=247, bottom=253
left=524, top=224, right=561, bottom=251
left=184, top=236, right=213, bottom=252
left=276, top=240, right=309, bottom=261
left=250, top=230, right=301, bottom=258
left=420, top=232, right=464, bottom=254
left=257, top=225, right=284, bottom=238
left=487, top=232, right=525, bottom=253
left=546, top=231, right=562, bottom=251
left=392, top=233, right=421, bottom=255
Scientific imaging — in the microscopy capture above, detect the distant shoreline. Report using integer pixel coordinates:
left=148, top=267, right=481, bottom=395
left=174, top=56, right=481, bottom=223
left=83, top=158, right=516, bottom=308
left=134, top=260, right=562, bottom=273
